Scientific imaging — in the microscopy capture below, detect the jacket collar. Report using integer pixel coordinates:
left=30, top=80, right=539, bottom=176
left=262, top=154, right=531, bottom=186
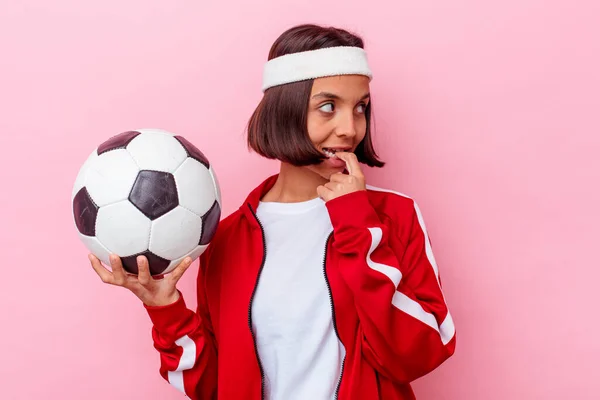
left=239, top=173, right=279, bottom=222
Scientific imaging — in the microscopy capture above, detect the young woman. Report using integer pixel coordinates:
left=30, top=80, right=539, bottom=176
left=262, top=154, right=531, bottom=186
left=90, top=24, right=456, bottom=400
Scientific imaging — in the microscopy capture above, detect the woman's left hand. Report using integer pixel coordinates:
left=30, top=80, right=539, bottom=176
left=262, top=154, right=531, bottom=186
left=317, top=152, right=367, bottom=202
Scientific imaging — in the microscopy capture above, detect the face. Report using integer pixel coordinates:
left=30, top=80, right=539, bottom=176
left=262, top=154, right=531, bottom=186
left=305, top=74, right=370, bottom=179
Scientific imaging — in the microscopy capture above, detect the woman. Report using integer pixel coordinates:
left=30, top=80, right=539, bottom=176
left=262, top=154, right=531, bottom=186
left=90, top=24, right=456, bottom=400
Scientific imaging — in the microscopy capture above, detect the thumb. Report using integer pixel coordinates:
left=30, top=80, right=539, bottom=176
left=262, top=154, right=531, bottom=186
left=169, top=256, right=193, bottom=284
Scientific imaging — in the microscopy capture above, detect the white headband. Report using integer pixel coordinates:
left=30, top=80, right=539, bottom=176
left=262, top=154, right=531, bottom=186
left=261, top=46, right=373, bottom=92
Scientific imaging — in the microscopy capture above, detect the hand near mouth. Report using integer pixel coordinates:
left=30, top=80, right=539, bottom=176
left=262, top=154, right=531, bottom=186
left=317, top=152, right=367, bottom=202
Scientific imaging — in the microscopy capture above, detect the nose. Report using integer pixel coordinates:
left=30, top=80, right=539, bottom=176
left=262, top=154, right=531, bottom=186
left=334, top=110, right=357, bottom=139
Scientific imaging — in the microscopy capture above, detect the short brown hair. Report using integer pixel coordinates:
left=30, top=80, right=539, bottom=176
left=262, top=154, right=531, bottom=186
left=247, top=24, right=385, bottom=168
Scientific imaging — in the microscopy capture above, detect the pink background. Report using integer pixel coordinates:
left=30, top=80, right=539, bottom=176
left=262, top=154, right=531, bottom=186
left=1, top=0, right=598, bottom=398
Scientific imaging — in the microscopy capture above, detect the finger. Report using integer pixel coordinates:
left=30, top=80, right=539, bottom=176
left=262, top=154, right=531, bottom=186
left=109, top=254, right=128, bottom=285
left=324, top=182, right=342, bottom=191
left=89, top=254, right=114, bottom=284
left=336, top=152, right=363, bottom=178
left=335, top=152, right=360, bottom=176
left=169, top=257, right=193, bottom=284
left=137, top=255, right=152, bottom=286
left=329, top=172, right=352, bottom=183
left=317, top=185, right=333, bottom=201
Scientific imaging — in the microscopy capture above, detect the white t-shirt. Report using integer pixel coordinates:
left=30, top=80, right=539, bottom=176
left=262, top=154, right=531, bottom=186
left=252, top=197, right=345, bottom=400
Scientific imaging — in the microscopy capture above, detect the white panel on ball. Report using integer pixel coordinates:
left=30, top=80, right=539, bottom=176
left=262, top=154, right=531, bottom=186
left=164, top=244, right=209, bottom=274
left=127, top=132, right=188, bottom=173
left=96, top=201, right=152, bottom=256
left=174, top=158, right=216, bottom=217
left=85, top=149, right=139, bottom=207
left=209, top=165, right=222, bottom=208
left=72, top=149, right=98, bottom=200
left=79, top=234, right=112, bottom=268
left=149, top=206, right=203, bottom=260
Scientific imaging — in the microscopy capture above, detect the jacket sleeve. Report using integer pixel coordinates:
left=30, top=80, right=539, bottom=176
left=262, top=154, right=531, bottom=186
left=144, top=250, right=217, bottom=399
left=325, top=190, right=456, bottom=383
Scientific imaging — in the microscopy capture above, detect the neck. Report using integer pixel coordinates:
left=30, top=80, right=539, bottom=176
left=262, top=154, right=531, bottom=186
left=262, top=163, right=328, bottom=203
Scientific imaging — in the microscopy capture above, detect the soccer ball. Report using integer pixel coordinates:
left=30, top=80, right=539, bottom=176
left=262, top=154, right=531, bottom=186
left=72, top=129, right=221, bottom=276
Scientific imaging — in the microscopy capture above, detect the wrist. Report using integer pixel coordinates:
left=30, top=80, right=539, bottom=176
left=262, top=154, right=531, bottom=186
left=144, top=289, right=191, bottom=335
left=326, top=190, right=376, bottom=228
left=143, top=290, right=180, bottom=308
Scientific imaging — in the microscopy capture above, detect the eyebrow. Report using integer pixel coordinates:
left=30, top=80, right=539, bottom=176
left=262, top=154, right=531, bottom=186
left=311, top=92, right=371, bottom=101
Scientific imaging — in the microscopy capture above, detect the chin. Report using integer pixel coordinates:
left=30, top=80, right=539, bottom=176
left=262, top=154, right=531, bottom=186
left=314, top=166, right=346, bottom=180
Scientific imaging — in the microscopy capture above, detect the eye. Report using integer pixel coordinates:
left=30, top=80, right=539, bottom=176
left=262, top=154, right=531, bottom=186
left=356, top=103, right=367, bottom=114
left=319, top=103, right=335, bottom=113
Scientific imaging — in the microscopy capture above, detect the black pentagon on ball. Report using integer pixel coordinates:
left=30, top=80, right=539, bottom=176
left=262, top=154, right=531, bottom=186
left=174, top=135, right=210, bottom=168
left=129, top=170, right=179, bottom=220
left=97, top=131, right=141, bottom=155
left=200, top=200, right=221, bottom=245
left=121, top=251, right=171, bottom=275
left=73, top=187, right=98, bottom=236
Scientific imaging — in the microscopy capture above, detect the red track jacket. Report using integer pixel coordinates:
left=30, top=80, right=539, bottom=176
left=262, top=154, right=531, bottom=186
left=145, top=174, right=456, bottom=399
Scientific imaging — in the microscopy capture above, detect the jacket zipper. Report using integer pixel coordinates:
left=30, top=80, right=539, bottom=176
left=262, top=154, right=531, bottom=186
left=247, top=207, right=345, bottom=399
left=323, top=231, right=346, bottom=400
left=247, top=203, right=267, bottom=400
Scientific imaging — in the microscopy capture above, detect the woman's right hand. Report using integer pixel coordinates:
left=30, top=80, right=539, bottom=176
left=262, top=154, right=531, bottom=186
left=89, top=253, right=193, bottom=307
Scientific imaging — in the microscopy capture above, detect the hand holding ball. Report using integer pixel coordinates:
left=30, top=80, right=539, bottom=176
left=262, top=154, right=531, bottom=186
left=72, top=129, right=221, bottom=281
